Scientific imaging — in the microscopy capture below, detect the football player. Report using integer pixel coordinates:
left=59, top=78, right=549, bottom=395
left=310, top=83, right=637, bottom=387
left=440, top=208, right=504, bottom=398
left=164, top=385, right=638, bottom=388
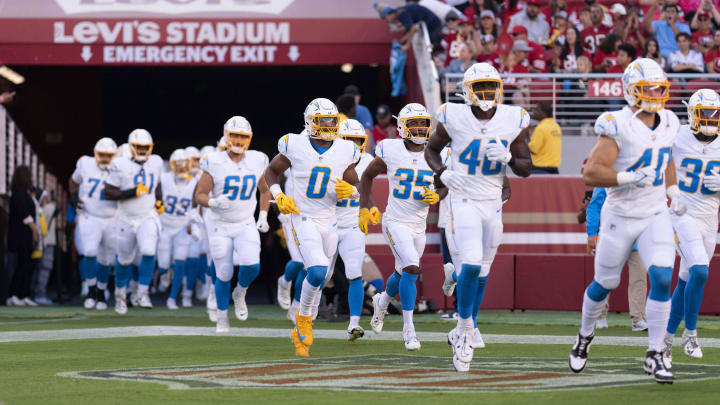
left=158, top=149, right=198, bottom=310
left=195, top=116, right=271, bottom=333
left=362, top=103, right=442, bottom=351
left=425, top=62, right=532, bottom=372
left=566, top=58, right=682, bottom=383
left=664, top=89, right=720, bottom=364
left=103, top=129, right=164, bottom=313
left=183, top=145, right=209, bottom=304
left=70, top=138, right=118, bottom=310
left=264, top=98, right=360, bottom=357
left=197, top=145, right=219, bottom=321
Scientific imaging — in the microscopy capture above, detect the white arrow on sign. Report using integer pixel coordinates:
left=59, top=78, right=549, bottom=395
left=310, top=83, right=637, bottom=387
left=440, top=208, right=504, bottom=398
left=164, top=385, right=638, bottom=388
left=81, top=46, right=92, bottom=62
left=288, top=45, right=300, bottom=62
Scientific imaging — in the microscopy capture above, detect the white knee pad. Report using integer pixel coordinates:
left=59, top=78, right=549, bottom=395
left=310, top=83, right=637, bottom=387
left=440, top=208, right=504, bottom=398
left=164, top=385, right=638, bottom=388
left=233, top=222, right=261, bottom=266
left=157, top=233, right=173, bottom=269
left=290, top=215, right=331, bottom=268
left=136, top=219, right=160, bottom=257
left=338, top=227, right=365, bottom=280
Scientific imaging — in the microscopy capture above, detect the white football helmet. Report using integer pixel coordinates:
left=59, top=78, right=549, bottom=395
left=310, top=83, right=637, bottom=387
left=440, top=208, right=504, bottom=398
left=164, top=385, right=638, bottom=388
left=118, top=143, right=132, bottom=159
left=217, top=137, right=227, bottom=152
left=223, top=116, right=253, bottom=155
left=338, top=119, right=367, bottom=152
left=184, top=146, right=201, bottom=175
left=395, top=103, right=433, bottom=144
left=622, top=58, right=670, bottom=112
left=169, top=149, right=191, bottom=178
left=94, top=137, right=117, bottom=169
left=200, top=145, right=215, bottom=158
left=304, top=98, right=339, bottom=141
left=462, top=62, right=503, bottom=111
left=686, top=89, right=720, bottom=136
left=128, top=129, right=153, bottom=162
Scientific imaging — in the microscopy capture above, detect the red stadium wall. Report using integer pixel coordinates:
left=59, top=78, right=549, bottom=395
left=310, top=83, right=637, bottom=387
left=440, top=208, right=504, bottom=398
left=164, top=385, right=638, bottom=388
left=367, top=176, right=720, bottom=315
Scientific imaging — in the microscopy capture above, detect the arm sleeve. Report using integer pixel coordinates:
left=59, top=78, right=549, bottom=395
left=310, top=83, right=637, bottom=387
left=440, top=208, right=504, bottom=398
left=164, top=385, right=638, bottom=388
left=397, top=12, right=414, bottom=30
left=585, top=187, right=606, bottom=237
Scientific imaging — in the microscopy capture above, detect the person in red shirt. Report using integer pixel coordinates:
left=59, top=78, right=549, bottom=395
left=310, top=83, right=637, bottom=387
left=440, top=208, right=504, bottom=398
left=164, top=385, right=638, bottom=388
left=479, top=9, right=498, bottom=39
left=542, top=0, right=569, bottom=24
left=476, top=34, right=501, bottom=68
left=500, top=40, right=532, bottom=105
left=592, top=33, right=621, bottom=72
left=554, top=25, right=591, bottom=72
left=691, top=10, right=714, bottom=54
left=580, top=4, right=611, bottom=56
left=510, top=25, right=547, bottom=72
left=704, top=31, right=720, bottom=73
left=371, top=104, right=397, bottom=146
left=441, top=15, right=481, bottom=67
left=606, top=43, right=637, bottom=74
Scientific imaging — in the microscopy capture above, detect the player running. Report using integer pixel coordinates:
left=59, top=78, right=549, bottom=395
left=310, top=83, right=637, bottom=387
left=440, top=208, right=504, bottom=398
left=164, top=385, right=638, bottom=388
left=194, top=116, right=271, bottom=333
left=70, top=138, right=118, bottom=311
left=663, top=89, right=720, bottom=364
left=363, top=103, right=442, bottom=351
left=567, top=58, right=682, bottom=384
left=264, top=98, right=360, bottom=357
left=104, top=129, right=164, bottom=314
left=424, top=63, right=532, bottom=372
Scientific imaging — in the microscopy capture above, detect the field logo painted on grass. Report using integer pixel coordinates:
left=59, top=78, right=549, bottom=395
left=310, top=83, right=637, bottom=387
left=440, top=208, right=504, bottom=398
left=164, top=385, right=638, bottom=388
left=58, top=355, right=720, bottom=392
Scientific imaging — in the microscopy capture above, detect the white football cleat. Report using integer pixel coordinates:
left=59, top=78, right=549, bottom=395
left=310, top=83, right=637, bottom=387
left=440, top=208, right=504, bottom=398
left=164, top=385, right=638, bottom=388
left=402, top=328, right=421, bottom=351
left=454, top=328, right=474, bottom=363
left=370, top=293, right=387, bottom=334
left=114, top=290, right=128, bottom=315
left=130, top=290, right=140, bottom=307
left=595, top=318, right=608, bottom=329
left=138, top=291, right=152, bottom=309
left=569, top=332, right=594, bottom=373
left=196, top=280, right=209, bottom=301
left=632, top=319, right=648, bottom=332
left=277, top=276, right=291, bottom=310
left=644, top=349, right=674, bottom=384
left=442, top=263, right=456, bottom=297
left=95, top=300, right=107, bottom=311
left=452, top=355, right=470, bottom=372
left=181, top=292, right=192, bottom=308
left=166, top=298, right=179, bottom=310
left=159, top=272, right=171, bottom=292
left=216, top=313, right=230, bottom=333
left=83, top=297, right=96, bottom=310
left=232, top=287, right=248, bottom=321
left=287, top=300, right=300, bottom=325
left=682, top=332, right=703, bottom=359
left=347, top=325, right=365, bottom=342
left=473, top=328, right=485, bottom=349
left=663, top=336, right=673, bottom=370
left=206, top=285, right=217, bottom=323
left=23, top=297, right=38, bottom=307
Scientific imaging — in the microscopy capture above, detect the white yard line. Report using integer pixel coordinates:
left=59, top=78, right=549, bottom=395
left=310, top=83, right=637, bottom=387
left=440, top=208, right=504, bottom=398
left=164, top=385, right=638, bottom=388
left=1, top=326, right=720, bottom=347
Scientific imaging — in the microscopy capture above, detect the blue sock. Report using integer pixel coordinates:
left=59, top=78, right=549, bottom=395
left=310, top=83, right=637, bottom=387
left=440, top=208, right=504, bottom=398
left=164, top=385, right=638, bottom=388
left=472, top=276, right=489, bottom=328
left=385, top=271, right=401, bottom=297
left=452, top=271, right=457, bottom=282
left=369, top=278, right=383, bottom=293
left=208, top=262, right=217, bottom=284
left=185, top=258, right=200, bottom=291
left=399, top=272, right=418, bottom=311
left=457, top=264, right=481, bottom=319
left=78, top=256, right=87, bottom=281
left=170, top=261, right=185, bottom=299
left=237, top=264, right=260, bottom=288
left=138, top=255, right=155, bottom=286
left=214, top=279, right=230, bottom=311
left=115, top=261, right=131, bottom=289
left=200, top=255, right=209, bottom=282
left=293, top=269, right=307, bottom=302
left=667, top=279, right=686, bottom=334
left=84, top=256, right=98, bottom=280
left=348, top=279, right=363, bottom=317
left=131, top=265, right=139, bottom=282
left=97, top=265, right=110, bottom=285
left=158, top=268, right=168, bottom=275
left=284, top=261, right=304, bottom=283
left=685, top=265, right=709, bottom=331
left=306, top=265, right=327, bottom=288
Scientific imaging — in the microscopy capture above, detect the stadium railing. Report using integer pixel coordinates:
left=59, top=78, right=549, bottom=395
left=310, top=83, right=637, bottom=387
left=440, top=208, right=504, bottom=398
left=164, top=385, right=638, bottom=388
left=443, top=72, right=720, bottom=136
left=410, top=21, right=442, bottom=115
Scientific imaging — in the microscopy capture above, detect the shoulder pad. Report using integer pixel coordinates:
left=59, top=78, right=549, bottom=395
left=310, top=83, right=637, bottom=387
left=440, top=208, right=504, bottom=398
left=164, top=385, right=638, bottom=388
left=519, top=107, right=530, bottom=129
left=436, top=103, right=449, bottom=124
left=594, top=113, right=619, bottom=137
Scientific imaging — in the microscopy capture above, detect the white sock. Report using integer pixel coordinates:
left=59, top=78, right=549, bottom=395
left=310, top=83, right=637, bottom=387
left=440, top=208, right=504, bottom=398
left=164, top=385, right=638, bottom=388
left=205, top=274, right=212, bottom=285
left=378, top=291, right=390, bottom=310
left=664, top=331, right=674, bottom=341
left=235, top=285, right=247, bottom=295
left=279, top=277, right=290, bottom=289
left=86, top=278, right=97, bottom=287
left=457, top=316, right=473, bottom=331
left=299, top=279, right=319, bottom=317
left=349, top=315, right=360, bottom=328
left=97, top=282, right=107, bottom=290
left=138, top=284, right=149, bottom=294
left=683, top=329, right=697, bottom=337
left=402, top=310, right=414, bottom=330
left=580, top=291, right=608, bottom=337
left=646, top=298, right=672, bottom=351
left=115, top=287, right=126, bottom=297
left=217, top=309, right=228, bottom=319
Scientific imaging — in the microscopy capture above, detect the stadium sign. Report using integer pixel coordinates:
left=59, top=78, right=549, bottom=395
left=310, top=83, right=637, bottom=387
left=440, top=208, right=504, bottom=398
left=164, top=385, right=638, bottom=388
left=54, top=0, right=295, bottom=16
left=59, top=355, right=720, bottom=392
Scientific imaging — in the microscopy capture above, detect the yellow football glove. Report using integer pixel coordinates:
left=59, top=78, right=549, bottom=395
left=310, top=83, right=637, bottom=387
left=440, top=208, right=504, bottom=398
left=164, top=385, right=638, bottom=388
left=136, top=183, right=149, bottom=197
left=275, top=192, right=300, bottom=215
left=155, top=200, right=165, bottom=214
left=335, top=178, right=358, bottom=200
left=275, top=228, right=288, bottom=249
left=369, top=206, right=382, bottom=224
left=422, top=186, right=439, bottom=205
left=358, top=208, right=372, bottom=235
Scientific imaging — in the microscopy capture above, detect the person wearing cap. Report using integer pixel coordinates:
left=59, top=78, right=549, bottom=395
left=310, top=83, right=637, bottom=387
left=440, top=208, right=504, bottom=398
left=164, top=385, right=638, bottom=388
left=680, top=0, right=718, bottom=21
left=507, top=0, right=550, bottom=44
left=476, top=35, right=500, bottom=68
left=643, top=1, right=691, bottom=59
left=510, top=25, right=547, bottom=73
left=374, top=2, right=443, bottom=50
left=580, top=4, right=611, bottom=56
left=372, top=104, right=397, bottom=146
left=478, top=10, right=498, bottom=39
left=691, top=9, right=715, bottom=54
left=441, top=15, right=482, bottom=67
left=547, top=11, right=569, bottom=46
left=344, top=85, right=373, bottom=137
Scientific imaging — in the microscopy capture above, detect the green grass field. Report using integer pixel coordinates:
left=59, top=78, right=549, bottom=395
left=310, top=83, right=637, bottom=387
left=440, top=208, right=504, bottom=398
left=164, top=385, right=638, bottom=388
left=2, top=306, right=720, bottom=404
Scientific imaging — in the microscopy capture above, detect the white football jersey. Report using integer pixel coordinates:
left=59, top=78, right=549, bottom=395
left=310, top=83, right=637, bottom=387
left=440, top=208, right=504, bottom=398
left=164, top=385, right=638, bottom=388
left=595, top=106, right=679, bottom=218
left=201, top=150, right=268, bottom=223
left=376, top=138, right=434, bottom=226
left=437, top=147, right=452, bottom=229
left=437, top=102, right=529, bottom=201
left=673, top=125, right=720, bottom=218
left=278, top=133, right=358, bottom=220
left=71, top=156, right=118, bottom=218
left=159, top=172, right=198, bottom=228
left=106, top=155, right=163, bottom=218
left=336, top=152, right=373, bottom=229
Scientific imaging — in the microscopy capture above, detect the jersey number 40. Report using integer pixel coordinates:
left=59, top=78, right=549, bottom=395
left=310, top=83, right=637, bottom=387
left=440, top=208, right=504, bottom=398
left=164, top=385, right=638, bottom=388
left=459, top=139, right=508, bottom=175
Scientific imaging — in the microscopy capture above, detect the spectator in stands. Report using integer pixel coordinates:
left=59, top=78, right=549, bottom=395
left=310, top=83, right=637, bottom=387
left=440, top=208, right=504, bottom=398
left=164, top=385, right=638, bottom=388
left=33, top=190, right=57, bottom=305
left=0, top=91, right=15, bottom=105
left=643, top=2, right=691, bottom=59
left=501, top=40, right=532, bottom=106
left=464, top=0, right=501, bottom=29
left=479, top=10, right=498, bottom=39
left=691, top=10, right=715, bottom=54
left=410, top=0, right=463, bottom=22
left=372, top=104, right=397, bottom=145
left=643, top=37, right=668, bottom=71
left=528, top=102, right=562, bottom=174
left=560, top=55, right=594, bottom=132
left=507, top=0, right=550, bottom=44
left=683, top=0, right=720, bottom=23
left=510, top=25, right=546, bottom=72
left=336, top=94, right=356, bottom=123
left=619, top=6, right=645, bottom=56
left=705, top=30, right=720, bottom=72
left=547, top=11, right=569, bottom=47
left=6, top=166, right=38, bottom=307
left=592, top=33, right=621, bottom=72
left=571, top=0, right=611, bottom=28
left=344, top=85, right=373, bottom=135
left=607, top=43, right=637, bottom=74
left=374, top=2, right=443, bottom=51
left=477, top=34, right=500, bottom=67
left=444, top=16, right=483, bottom=64
left=575, top=6, right=592, bottom=31
left=554, top=26, right=589, bottom=72
left=669, top=32, right=706, bottom=73
left=445, top=42, right=475, bottom=80
left=581, top=5, right=611, bottom=56
left=543, top=0, right=569, bottom=24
